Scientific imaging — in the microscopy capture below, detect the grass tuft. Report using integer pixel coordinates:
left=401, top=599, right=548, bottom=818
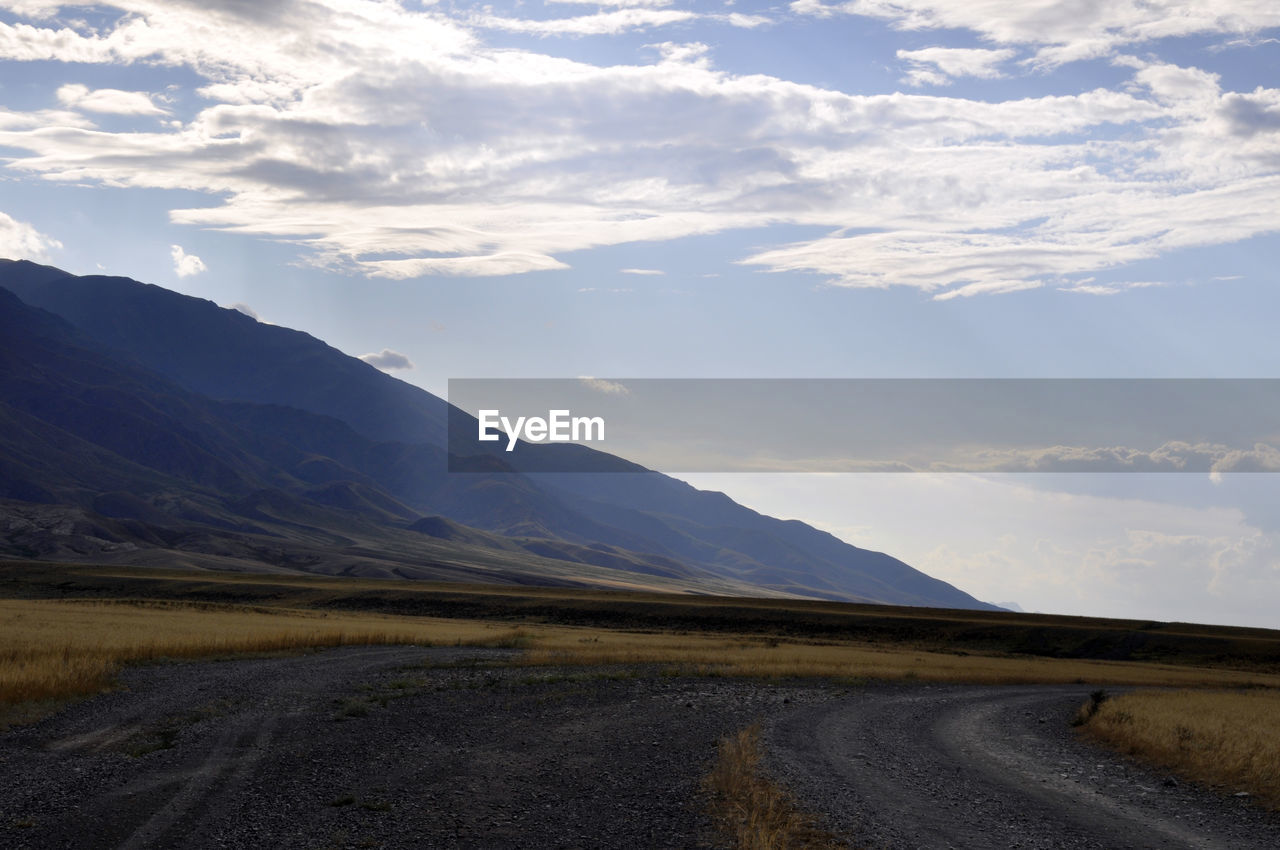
left=704, top=723, right=845, bottom=849
left=1071, top=688, right=1110, bottom=726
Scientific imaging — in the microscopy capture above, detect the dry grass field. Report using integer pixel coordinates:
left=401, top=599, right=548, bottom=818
left=0, top=598, right=528, bottom=710
left=7, top=595, right=1280, bottom=720
left=4, top=560, right=1280, bottom=828
left=515, top=630, right=1280, bottom=688
left=1078, top=688, right=1280, bottom=809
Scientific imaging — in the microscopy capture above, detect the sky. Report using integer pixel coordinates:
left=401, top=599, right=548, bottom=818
left=1, top=1, right=1278, bottom=627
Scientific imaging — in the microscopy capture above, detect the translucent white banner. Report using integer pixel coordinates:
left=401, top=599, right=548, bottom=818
left=447, top=379, right=1280, bottom=474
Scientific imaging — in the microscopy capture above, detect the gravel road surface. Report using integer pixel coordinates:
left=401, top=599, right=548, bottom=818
left=767, top=683, right=1280, bottom=850
left=3, top=652, right=1277, bottom=849
left=0, top=647, right=813, bottom=849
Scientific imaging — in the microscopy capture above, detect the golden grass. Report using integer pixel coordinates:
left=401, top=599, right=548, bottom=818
left=5, top=595, right=1280, bottom=726
left=1080, top=688, right=1280, bottom=809
left=515, top=630, right=1280, bottom=689
left=0, top=598, right=530, bottom=708
left=704, top=723, right=845, bottom=850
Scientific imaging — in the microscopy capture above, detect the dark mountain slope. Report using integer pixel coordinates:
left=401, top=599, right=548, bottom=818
left=1, top=260, right=447, bottom=445
left=533, top=472, right=975, bottom=607
left=0, top=288, right=734, bottom=590
left=1, top=259, right=996, bottom=609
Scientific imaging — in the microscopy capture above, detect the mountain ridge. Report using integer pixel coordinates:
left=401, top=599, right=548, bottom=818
left=0, top=258, right=997, bottom=610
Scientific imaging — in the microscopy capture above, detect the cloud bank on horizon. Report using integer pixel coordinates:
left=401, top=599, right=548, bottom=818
left=0, top=0, right=1277, bottom=298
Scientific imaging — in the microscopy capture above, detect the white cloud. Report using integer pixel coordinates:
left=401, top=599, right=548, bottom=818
left=1059, top=280, right=1166, bottom=295
left=619, top=267, right=664, bottom=275
left=897, top=46, right=1014, bottom=86
left=170, top=244, right=207, bottom=277
left=0, top=105, right=92, bottom=129
left=928, top=441, right=1280, bottom=474
left=578, top=376, right=630, bottom=395
left=470, top=8, right=696, bottom=36
left=56, top=83, right=167, bottom=116
left=792, top=1, right=1280, bottom=68
left=359, top=348, right=415, bottom=371
left=650, top=41, right=711, bottom=65
left=681, top=471, right=1280, bottom=628
left=0, top=2, right=1276, bottom=297
left=0, top=210, right=60, bottom=260
left=546, top=0, right=676, bottom=6
left=227, top=301, right=258, bottom=319
left=470, top=8, right=767, bottom=36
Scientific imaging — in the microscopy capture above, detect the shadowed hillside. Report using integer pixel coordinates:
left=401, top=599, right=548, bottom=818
left=1, top=259, right=995, bottom=609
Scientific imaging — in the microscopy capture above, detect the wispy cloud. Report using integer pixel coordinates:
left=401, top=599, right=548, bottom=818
left=896, top=47, right=1015, bottom=86
left=470, top=7, right=768, bottom=36
left=619, top=267, right=665, bottom=275
left=0, top=2, right=1276, bottom=298
left=1059, top=280, right=1166, bottom=296
left=791, top=1, right=1280, bottom=68
left=470, top=8, right=696, bottom=36
left=578, top=376, right=630, bottom=395
left=56, top=83, right=166, bottom=116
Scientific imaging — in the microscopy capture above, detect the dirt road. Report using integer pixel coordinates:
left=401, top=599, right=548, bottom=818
left=0, top=647, right=802, bottom=849
left=767, top=683, right=1280, bottom=849
left=3, top=652, right=1277, bottom=849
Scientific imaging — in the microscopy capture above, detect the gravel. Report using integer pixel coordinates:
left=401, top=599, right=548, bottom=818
left=5, top=652, right=1277, bottom=849
left=0, top=647, right=824, bottom=849
left=765, top=683, right=1280, bottom=850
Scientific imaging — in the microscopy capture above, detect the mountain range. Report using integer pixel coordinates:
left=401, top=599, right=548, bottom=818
left=0, top=258, right=996, bottom=609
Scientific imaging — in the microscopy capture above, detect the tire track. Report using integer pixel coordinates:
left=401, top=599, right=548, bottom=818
left=767, top=684, right=1280, bottom=850
left=114, top=646, right=436, bottom=848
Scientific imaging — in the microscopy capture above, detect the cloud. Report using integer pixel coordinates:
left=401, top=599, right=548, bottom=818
left=681, top=471, right=1280, bottom=627
left=0, top=2, right=1276, bottom=297
left=897, top=47, right=1014, bottom=86
left=1220, top=89, right=1280, bottom=137
left=170, top=244, right=207, bottom=277
left=1059, top=280, right=1166, bottom=296
left=0, top=105, right=92, bottom=130
left=619, top=267, right=664, bottom=275
left=0, top=210, right=61, bottom=260
left=359, top=348, right=415, bottom=371
left=650, top=41, right=710, bottom=65
left=791, top=1, right=1280, bottom=68
left=227, top=301, right=258, bottom=319
left=470, top=8, right=768, bottom=37
left=546, top=0, right=675, bottom=6
left=578, top=376, right=630, bottom=395
left=56, top=83, right=166, bottom=116
left=926, top=441, right=1280, bottom=474
left=470, top=8, right=696, bottom=36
